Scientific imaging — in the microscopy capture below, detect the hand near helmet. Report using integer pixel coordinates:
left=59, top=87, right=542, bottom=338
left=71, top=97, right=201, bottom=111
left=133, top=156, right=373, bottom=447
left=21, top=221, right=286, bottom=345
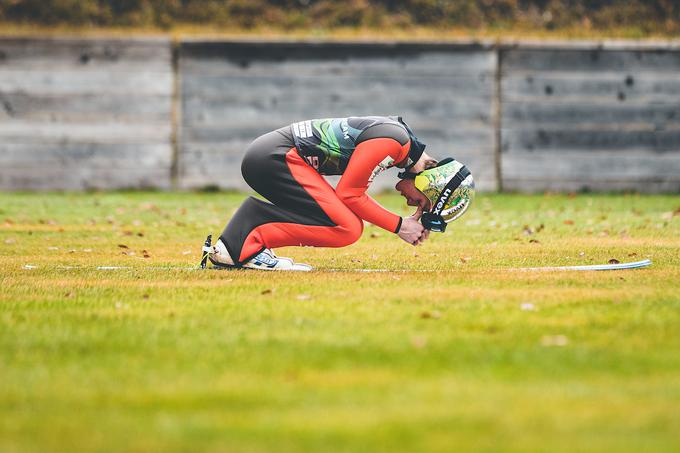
left=398, top=205, right=430, bottom=246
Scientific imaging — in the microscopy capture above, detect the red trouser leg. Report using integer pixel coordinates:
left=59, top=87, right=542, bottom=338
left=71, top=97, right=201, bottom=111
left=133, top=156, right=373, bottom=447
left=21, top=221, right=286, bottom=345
left=220, top=144, right=364, bottom=264
left=238, top=150, right=363, bottom=262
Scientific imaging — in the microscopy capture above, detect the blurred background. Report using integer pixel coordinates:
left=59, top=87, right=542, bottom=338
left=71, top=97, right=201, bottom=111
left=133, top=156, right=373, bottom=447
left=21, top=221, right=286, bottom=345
left=0, top=0, right=679, bottom=192
left=2, top=1, right=678, bottom=35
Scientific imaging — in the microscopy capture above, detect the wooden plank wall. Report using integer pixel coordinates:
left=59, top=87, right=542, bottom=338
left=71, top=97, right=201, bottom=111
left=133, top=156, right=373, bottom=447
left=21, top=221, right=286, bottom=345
left=2, top=38, right=679, bottom=193
left=0, top=37, right=173, bottom=190
left=178, top=41, right=498, bottom=191
left=501, top=43, right=680, bottom=192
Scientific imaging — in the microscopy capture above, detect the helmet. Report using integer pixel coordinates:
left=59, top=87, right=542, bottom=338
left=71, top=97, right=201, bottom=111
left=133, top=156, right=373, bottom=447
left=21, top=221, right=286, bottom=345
left=414, top=158, right=475, bottom=232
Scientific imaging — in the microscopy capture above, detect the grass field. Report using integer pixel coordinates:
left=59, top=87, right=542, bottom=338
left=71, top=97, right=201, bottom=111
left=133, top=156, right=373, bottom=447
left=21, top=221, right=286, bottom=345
left=1, top=191, right=679, bottom=452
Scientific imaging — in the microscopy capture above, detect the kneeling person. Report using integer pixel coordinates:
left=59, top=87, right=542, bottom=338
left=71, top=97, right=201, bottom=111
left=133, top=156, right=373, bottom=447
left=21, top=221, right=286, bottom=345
left=205, top=116, right=475, bottom=271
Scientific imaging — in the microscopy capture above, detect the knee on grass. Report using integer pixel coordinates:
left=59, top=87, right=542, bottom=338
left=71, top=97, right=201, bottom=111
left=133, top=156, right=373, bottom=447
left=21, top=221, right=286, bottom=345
left=331, top=215, right=364, bottom=247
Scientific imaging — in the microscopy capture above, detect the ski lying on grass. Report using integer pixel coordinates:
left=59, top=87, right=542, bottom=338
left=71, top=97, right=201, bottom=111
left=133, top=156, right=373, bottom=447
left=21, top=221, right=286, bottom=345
left=21, top=259, right=652, bottom=273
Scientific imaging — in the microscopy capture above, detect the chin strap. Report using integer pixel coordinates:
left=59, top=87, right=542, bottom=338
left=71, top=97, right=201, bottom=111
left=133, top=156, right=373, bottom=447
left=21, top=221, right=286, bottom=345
left=397, top=170, right=417, bottom=180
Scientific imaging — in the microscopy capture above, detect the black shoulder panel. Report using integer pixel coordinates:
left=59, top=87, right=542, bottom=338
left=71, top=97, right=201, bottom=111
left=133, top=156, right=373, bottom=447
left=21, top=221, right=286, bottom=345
left=356, top=123, right=410, bottom=146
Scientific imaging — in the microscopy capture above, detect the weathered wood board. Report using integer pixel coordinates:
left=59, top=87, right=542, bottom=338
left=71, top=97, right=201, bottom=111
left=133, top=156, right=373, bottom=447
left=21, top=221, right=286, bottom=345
left=501, top=46, right=680, bottom=192
left=0, top=37, right=173, bottom=190
left=2, top=38, right=679, bottom=193
left=178, top=41, right=499, bottom=192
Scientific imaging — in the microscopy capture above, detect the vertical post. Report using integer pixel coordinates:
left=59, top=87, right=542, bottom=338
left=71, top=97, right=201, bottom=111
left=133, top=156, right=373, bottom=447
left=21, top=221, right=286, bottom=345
left=170, top=39, right=181, bottom=190
left=493, top=42, right=503, bottom=192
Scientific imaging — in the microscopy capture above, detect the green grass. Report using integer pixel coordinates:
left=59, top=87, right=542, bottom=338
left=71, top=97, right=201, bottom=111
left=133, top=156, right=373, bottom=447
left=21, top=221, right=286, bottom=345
left=1, top=191, right=679, bottom=452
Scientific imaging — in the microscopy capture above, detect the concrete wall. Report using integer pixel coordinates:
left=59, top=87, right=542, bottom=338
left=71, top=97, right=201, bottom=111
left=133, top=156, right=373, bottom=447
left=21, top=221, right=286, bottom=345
left=1, top=37, right=679, bottom=192
left=0, top=37, right=173, bottom=190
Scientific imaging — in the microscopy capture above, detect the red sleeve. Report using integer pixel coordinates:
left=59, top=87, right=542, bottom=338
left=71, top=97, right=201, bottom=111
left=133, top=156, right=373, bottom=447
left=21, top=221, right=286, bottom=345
left=336, top=137, right=410, bottom=233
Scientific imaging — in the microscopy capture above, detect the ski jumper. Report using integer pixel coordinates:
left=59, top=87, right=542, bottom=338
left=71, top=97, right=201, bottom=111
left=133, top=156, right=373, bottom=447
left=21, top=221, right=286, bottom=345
left=219, top=116, right=423, bottom=265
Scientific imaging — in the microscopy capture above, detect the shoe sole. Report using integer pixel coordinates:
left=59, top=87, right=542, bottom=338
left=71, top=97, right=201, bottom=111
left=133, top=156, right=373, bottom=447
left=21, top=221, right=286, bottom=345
left=209, top=256, right=313, bottom=272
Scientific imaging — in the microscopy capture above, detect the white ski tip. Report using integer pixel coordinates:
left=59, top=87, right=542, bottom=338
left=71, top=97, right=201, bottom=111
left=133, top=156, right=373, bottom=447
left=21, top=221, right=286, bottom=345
left=516, top=259, right=652, bottom=272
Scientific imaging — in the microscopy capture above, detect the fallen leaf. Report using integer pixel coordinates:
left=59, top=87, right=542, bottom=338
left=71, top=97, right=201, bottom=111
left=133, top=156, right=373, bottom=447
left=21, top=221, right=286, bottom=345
left=522, top=225, right=534, bottom=235
left=369, top=232, right=381, bottom=238
left=460, top=256, right=471, bottom=263
left=578, top=251, right=585, bottom=257
left=64, top=292, right=74, bottom=298
left=529, top=239, right=540, bottom=244
left=541, top=335, right=569, bottom=347
left=118, top=244, right=129, bottom=249
left=628, top=252, right=637, bottom=257
left=420, top=310, right=441, bottom=319
left=140, top=203, right=159, bottom=211
left=563, top=219, right=574, bottom=225
left=608, top=258, right=620, bottom=264
left=261, top=289, right=272, bottom=295
left=411, top=335, right=427, bottom=349
left=142, top=294, right=150, bottom=299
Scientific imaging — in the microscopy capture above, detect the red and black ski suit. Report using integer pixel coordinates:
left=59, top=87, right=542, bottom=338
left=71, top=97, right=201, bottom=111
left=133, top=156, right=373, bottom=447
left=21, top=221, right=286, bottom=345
left=220, top=116, right=418, bottom=265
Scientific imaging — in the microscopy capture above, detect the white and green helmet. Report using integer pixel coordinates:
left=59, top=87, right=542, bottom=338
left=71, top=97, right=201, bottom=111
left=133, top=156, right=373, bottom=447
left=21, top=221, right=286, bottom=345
left=414, top=158, right=475, bottom=232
